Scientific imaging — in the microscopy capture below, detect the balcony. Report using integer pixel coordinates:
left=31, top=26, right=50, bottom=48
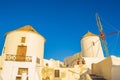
left=5, top=54, right=32, bottom=62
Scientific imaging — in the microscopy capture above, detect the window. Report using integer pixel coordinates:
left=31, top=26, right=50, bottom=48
left=18, top=68, right=28, bottom=75
left=0, top=67, right=2, bottom=70
left=36, top=57, right=40, bottom=64
left=21, top=37, right=26, bottom=43
left=59, top=64, right=62, bottom=67
left=92, top=42, right=95, bottom=46
left=54, top=70, right=60, bottom=77
left=16, top=77, right=21, bottom=80
left=16, top=45, right=27, bottom=61
left=16, top=76, right=28, bottom=80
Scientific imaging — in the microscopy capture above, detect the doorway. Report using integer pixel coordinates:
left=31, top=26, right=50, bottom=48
left=16, top=45, right=27, bottom=61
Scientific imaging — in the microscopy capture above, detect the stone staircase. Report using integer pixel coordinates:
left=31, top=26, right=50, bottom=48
left=90, top=74, right=106, bottom=80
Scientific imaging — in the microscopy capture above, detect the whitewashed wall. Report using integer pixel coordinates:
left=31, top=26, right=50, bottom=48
left=81, top=36, right=104, bottom=58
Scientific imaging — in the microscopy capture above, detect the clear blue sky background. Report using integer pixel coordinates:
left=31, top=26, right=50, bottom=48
left=0, top=0, right=120, bottom=61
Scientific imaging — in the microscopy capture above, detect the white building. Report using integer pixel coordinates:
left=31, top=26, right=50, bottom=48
left=81, top=31, right=104, bottom=58
left=64, top=31, right=104, bottom=70
left=0, top=25, right=45, bottom=80
left=64, top=31, right=120, bottom=80
left=0, top=25, right=120, bottom=80
left=0, top=25, right=92, bottom=80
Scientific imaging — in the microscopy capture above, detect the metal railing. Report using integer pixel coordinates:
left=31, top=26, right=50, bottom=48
left=5, top=54, right=32, bottom=62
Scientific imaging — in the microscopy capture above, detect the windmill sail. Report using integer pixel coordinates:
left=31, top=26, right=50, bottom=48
left=96, top=13, right=103, bottom=32
left=101, top=39, right=109, bottom=57
left=96, top=13, right=109, bottom=57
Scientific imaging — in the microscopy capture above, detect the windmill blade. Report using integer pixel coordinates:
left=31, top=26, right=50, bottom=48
left=96, top=13, right=109, bottom=57
left=96, top=13, right=103, bottom=32
left=101, top=39, right=109, bottom=57
left=105, top=31, right=120, bottom=36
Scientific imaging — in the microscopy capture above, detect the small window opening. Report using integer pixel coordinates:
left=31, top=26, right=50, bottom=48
left=92, top=42, right=95, bottom=46
left=54, top=70, right=60, bottom=77
left=21, top=37, right=26, bottom=43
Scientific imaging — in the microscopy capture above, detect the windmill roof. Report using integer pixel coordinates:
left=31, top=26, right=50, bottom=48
left=82, top=31, right=97, bottom=39
left=5, top=25, right=45, bottom=40
left=14, top=25, right=38, bottom=33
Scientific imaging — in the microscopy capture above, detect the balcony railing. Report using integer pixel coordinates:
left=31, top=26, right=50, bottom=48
left=5, top=54, right=32, bottom=62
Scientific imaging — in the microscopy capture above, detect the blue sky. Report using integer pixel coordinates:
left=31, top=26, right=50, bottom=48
left=0, top=0, right=120, bottom=61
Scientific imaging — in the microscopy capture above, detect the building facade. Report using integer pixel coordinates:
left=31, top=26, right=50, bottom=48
left=0, top=25, right=120, bottom=80
left=0, top=25, right=45, bottom=80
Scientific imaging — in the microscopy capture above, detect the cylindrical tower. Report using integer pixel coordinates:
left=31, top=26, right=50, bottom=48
left=2, top=25, right=45, bottom=64
left=81, top=31, right=104, bottom=58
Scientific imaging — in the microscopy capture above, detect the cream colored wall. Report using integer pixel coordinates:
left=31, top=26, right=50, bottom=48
left=81, top=36, right=104, bottom=58
left=111, top=56, right=120, bottom=65
left=111, top=56, right=120, bottom=80
left=64, top=52, right=82, bottom=66
left=59, top=68, right=80, bottom=80
left=1, top=57, right=40, bottom=80
left=0, top=56, right=4, bottom=74
left=0, top=56, right=2, bottom=67
left=2, top=31, right=45, bottom=61
left=0, top=56, right=2, bottom=73
left=64, top=54, right=104, bottom=71
left=92, top=57, right=112, bottom=80
left=43, top=59, right=63, bottom=68
left=41, top=64, right=91, bottom=80
left=84, top=57, right=104, bottom=71
left=111, top=65, right=120, bottom=80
